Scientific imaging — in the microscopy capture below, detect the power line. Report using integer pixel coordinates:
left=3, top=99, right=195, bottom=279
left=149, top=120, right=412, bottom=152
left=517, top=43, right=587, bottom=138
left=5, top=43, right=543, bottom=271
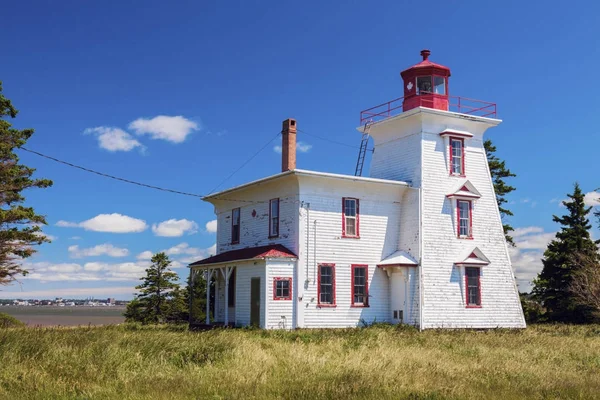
left=207, top=130, right=282, bottom=194
left=20, top=147, right=207, bottom=199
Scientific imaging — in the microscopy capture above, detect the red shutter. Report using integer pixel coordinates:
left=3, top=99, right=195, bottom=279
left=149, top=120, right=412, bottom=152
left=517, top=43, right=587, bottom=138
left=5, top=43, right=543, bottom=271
left=341, top=198, right=346, bottom=236
left=356, top=199, right=360, bottom=237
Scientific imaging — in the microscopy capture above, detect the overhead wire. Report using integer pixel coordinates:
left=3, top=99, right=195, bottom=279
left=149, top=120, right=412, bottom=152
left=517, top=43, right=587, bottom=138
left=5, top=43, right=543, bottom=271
left=207, top=130, right=282, bottom=194
left=19, top=127, right=367, bottom=203
left=19, top=147, right=254, bottom=203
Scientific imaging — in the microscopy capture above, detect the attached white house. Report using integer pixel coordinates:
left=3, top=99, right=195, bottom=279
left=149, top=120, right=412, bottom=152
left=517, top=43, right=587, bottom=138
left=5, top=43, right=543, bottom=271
left=189, top=50, right=526, bottom=330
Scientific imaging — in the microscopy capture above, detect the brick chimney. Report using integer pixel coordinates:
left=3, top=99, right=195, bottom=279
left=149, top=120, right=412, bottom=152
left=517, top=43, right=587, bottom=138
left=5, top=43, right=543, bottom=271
left=281, top=118, right=297, bottom=172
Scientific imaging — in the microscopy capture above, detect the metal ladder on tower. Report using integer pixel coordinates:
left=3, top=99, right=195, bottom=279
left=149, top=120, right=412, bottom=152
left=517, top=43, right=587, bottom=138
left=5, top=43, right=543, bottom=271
left=354, top=120, right=372, bottom=176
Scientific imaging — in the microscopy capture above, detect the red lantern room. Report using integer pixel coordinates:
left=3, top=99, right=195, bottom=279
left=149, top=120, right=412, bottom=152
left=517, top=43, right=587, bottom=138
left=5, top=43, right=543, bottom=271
left=400, top=49, right=451, bottom=112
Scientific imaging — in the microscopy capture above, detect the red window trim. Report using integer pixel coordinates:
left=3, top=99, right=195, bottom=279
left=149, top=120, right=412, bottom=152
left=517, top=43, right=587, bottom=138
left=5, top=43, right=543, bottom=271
left=231, top=208, right=240, bottom=244
left=317, top=263, right=336, bottom=308
left=351, top=264, right=369, bottom=308
left=456, top=199, right=473, bottom=239
left=273, top=277, right=292, bottom=301
left=449, top=137, right=466, bottom=177
left=268, top=198, right=280, bottom=238
left=342, top=197, right=360, bottom=238
left=465, top=267, right=482, bottom=308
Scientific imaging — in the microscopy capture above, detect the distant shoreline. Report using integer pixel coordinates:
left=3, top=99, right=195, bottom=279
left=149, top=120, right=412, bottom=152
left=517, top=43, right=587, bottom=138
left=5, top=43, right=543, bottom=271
left=1, top=305, right=126, bottom=326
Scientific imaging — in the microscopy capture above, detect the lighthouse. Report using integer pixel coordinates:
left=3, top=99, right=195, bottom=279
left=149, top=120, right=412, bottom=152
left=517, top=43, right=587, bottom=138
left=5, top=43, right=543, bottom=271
left=361, top=50, right=525, bottom=329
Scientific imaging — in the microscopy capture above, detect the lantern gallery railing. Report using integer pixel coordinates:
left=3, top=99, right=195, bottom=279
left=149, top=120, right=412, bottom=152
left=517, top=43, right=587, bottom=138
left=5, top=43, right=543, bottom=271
left=359, top=95, right=497, bottom=125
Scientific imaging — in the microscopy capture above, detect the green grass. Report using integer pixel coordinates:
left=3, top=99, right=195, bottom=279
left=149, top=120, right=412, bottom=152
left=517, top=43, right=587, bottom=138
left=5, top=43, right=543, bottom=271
left=0, top=324, right=599, bottom=399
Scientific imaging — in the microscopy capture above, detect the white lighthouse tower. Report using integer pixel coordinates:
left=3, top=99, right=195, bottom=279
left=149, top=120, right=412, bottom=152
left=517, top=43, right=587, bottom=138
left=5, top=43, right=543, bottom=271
left=362, top=50, right=525, bottom=328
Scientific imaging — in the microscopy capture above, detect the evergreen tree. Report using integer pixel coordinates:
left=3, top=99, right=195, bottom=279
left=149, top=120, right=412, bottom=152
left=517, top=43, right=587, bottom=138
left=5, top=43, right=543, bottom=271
left=0, top=82, right=53, bottom=284
left=532, top=183, right=600, bottom=322
left=186, top=270, right=208, bottom=324
left=127, top=252, right=180, bottom=323
left=484, top=140, right=516, bottom=246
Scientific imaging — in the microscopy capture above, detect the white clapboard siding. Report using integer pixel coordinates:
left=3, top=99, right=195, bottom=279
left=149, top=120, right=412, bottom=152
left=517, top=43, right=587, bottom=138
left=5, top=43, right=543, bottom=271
left=265, top=259, right=295, bottom=329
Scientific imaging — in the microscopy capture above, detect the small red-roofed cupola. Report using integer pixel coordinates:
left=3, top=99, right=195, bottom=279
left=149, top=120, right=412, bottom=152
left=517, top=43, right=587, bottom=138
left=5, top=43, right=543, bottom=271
left=400, top=49, right=451, bottom=112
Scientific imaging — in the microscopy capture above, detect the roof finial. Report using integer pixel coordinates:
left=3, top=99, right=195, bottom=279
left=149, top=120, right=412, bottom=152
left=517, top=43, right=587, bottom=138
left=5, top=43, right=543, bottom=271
left=420, top=49, right=431, bottom=61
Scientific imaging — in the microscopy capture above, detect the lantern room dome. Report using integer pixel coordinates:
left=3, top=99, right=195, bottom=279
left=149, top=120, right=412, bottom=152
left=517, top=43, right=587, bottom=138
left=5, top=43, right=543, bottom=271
left=400, top=50, right=451, bottom=112
left=401, top=49, right=451, bottom=77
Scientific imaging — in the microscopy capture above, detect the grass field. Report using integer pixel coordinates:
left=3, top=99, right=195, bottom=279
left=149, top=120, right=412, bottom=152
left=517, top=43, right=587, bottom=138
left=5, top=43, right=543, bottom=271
left=0, top=324, right=599, bottom=399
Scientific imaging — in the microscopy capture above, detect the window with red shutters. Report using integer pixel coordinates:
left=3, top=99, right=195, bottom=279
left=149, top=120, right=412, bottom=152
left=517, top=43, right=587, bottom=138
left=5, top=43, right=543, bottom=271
left=231, top=208, right=240, bottom=244
left=342, top=198, right=359, bottom=238
left=465, top=267, right=481, bottom=307
left=450, top=137, right=465, bottom=176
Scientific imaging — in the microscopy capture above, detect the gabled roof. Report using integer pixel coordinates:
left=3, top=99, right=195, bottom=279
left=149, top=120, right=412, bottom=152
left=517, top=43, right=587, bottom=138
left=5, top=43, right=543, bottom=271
left=377, top=250, right=418, bottom=267
left=455, top=247, right=490, bottom=266
left=189, top=244, right=297, bottom=267
left=446, top=180, right=481, bottom=200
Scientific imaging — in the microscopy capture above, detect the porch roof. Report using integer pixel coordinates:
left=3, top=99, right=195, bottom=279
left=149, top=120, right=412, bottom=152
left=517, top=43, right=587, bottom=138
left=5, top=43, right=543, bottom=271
left=377, top=250, right=418, bottom=267
left=189, top=244, right=297, bottom=267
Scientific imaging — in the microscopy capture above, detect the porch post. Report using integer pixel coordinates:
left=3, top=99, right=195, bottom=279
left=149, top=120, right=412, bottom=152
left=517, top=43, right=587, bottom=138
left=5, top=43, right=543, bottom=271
left=221, top=267, right=228, bottom=326
left=205, top=268, right=213, bottom=325
left=188, top=268, right=195, bottom=325
left=221, top=266, right=234, bottom=327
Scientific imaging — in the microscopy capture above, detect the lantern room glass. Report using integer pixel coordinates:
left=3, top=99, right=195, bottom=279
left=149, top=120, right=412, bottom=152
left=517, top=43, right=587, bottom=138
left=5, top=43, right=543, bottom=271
left=416, top=76, right=432, bottom=94
left=434, top=76, right=446, bottom=94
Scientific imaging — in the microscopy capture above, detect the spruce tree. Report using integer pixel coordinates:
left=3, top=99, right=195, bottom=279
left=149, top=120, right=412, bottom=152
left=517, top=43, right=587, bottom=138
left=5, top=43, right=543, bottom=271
left=128, top=252, right=180, bottom=323
left=532, top=183, right=600, bottom=322
left=0, top=81, right=53, bottom=284
left=484, top=140, right=516, bottom=246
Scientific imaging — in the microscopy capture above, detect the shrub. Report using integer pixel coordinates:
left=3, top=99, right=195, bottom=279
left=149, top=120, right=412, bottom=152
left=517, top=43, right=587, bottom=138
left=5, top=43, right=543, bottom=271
left=0, top=312, right=25, bottom=328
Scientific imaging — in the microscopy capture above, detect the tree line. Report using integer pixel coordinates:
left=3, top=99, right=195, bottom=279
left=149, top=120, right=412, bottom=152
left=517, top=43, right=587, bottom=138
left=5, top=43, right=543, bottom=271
left=1, top=81, right=599, bottom=325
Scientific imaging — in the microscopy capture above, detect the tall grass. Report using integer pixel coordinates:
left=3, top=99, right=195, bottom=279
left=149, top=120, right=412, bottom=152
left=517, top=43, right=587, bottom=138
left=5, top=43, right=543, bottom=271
left=0, top=324, right=599, bottom=399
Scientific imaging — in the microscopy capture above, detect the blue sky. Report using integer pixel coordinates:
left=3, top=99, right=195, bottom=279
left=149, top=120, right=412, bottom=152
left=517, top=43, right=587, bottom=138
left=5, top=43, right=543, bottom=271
left=2, top=0, right=599, bottom=298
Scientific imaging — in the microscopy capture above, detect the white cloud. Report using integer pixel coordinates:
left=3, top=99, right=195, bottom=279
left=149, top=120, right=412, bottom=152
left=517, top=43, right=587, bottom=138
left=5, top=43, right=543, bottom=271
left=56, top=221, right=79, bottom=228
left=273, top=141, right=312, bottom=154
left=56, top=214, right=148, bottom=234
left=584, top=191, right=600, bottom=207
left=84, top=126, right=144, bottom=152
left=128, top=116, right=199, bottom=143
left=33, top=231, right=57, bottom=241
left=205, top=219, right=217, bottom=233
left=509, top=226, right=557, bottom=292
left=164, top=243, right=216, bottom=264
left=512, top=226, right=544, bottom=238
left=509, top=247, right=544, bottom=293
left=152, top=219, right=198, bottom=237
left=68, top=244, right=129, bottom=259
left=164, top=242, right=200, bottom=256
left=136, top=250, right=153, bottom=260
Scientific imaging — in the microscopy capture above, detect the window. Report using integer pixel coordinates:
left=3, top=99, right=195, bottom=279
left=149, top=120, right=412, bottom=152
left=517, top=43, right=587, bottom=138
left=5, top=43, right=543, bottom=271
left=457, top=200, right=472, bottom=238
left=269, top=198, right=279, bottom=238
left=231, top=208, right=240, bottom=244
left=465, top=267, right=481, bottom=307
left=273, top=277, right=292, bottom=300
left=227, top=269, right=235, bottom=306
left=318, top=264, right=336, bottom=306
left=434, top=76, right=446, bottom=94
left=342, top=198, right=360, bottom=238
left=351, top=265, right=369, bottom=307
left=416, top=76, right=432, bottom=94
left=450, top=138, right=464, bottom=176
